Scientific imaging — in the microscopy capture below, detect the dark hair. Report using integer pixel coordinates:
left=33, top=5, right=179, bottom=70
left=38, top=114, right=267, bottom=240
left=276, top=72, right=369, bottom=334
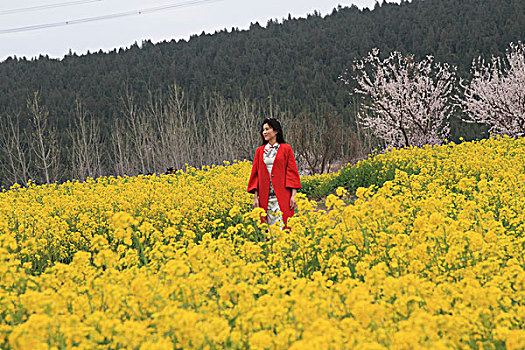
left=260, top=118, right=286, bottom=145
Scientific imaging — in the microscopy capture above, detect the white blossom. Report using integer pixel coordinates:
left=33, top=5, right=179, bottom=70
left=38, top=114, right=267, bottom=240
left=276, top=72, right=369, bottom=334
left=459, top=42, right=525, bottom=137
left=344, top=49, right=456, bottom=148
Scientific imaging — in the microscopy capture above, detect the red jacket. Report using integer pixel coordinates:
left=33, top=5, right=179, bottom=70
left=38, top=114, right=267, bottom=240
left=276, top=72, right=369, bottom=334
left=247, top=143, right=301, bottom=226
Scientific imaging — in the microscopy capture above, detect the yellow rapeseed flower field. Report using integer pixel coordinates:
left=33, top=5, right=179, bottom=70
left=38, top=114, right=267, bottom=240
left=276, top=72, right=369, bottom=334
left=0, top=136, right=524, bottom=349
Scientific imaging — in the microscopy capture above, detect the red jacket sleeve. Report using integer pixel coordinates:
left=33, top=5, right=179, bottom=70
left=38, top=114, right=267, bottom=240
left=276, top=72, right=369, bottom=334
left=247, top=147, right=260, bottom=194
left=285, top=145, right=301, bottom=189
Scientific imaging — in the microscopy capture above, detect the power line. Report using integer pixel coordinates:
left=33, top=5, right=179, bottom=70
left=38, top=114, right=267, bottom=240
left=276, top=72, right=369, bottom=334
left=0, top=0, right=103, bottom=16
left=0, top=0, right=224, bottom=35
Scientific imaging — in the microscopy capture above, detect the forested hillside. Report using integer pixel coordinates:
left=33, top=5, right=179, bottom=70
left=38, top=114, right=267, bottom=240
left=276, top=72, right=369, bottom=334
left=0, top=0, right=524, bottom=186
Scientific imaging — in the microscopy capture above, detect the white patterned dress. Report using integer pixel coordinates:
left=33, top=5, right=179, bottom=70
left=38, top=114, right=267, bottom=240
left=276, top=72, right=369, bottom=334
left=263, top=142, right=283, bottom=228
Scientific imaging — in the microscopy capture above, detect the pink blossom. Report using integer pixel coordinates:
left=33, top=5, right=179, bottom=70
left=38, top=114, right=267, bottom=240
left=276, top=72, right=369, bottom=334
left=459, top=42, right=525, bottom=137
left=344, top=49, right=456, bottom=148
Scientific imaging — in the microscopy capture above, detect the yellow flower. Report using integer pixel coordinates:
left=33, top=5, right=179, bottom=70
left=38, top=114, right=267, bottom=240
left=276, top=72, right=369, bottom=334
left=0, top=138, right=524, bottom=348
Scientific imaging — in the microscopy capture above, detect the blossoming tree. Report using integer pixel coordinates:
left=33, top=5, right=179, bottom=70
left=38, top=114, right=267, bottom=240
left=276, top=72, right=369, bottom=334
left=459, top=42, right=525, bottom=137
left=345, top=49, right=457, bottom=148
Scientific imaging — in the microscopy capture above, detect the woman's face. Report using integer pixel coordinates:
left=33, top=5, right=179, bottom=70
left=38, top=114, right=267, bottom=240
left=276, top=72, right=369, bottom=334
left=262, top=123, right=278, bottom=143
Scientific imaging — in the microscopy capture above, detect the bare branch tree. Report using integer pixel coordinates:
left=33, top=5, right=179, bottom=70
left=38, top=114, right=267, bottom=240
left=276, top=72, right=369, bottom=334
left=111, top=117, right=133, bottom=176
left=116, top=85, right=161, bottom=175
left=344, top=49, right=456, bottom=148
left=146, top=88, right=171, bottom=171
left=0, top=111, right=31, bottom=185
left=69, top=99, right=103, bottom=180
left=459, top=41, right=525, bottom=137
left=235, top=94, right=263, bottom=159
left=204, top=93, right=262, bottom=165
left=28, top=91, right=60, bottom=184
left=204, top=94, right=231, bottom=163
left=164, top=85, right=201, bottom=169
left=146, top=85, right=201, bottom=171
left=288, top=113, right=345, bottom=174
left=111, top=86, right=285, bottom=174
left=120, top=86, right=147, bottom=174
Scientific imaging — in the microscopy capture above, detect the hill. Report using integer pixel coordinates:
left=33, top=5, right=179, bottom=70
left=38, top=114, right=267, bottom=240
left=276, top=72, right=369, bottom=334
left=0, top=0, right=524, bottom=185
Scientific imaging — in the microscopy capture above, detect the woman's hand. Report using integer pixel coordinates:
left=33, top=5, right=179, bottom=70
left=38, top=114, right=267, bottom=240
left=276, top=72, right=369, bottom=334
left=253, top=192, right=259, bottom=208
left=290, top=189, right=297, bottom=210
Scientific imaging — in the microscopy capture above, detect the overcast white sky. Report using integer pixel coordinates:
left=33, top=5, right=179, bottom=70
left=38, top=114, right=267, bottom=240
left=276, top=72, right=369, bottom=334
left=0, top=0, right=394, bottom=62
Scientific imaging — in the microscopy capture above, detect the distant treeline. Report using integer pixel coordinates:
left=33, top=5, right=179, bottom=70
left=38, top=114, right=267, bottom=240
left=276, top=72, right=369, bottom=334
left=0, top=0, right=524, bottom=186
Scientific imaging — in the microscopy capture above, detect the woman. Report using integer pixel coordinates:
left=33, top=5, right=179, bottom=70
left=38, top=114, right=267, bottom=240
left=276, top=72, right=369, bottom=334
left=247, top=118, right=301, bottom=229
